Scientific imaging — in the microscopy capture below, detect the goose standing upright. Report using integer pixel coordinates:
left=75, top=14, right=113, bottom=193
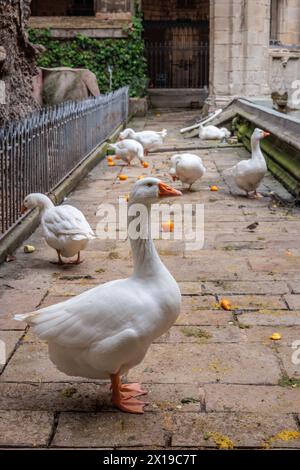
left=108, top=140, right=146, bottom=166
left=223, top=128, right=270, bottom=198
left=21, top=194, right=95, bottom=264
left=15, top=179, right=182, bottom=414
left=169, top=153, right=206, bottom=190
left=119, top=128, right=167, bottom=155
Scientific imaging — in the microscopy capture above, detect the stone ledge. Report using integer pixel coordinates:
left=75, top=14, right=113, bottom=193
left=29, top=16, right=130, bottom=38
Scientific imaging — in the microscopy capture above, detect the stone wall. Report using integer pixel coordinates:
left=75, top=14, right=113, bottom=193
left=269, top=47, right=300, bottom=109
left=277, top=0, right=300, bottom=46
left=95, top=0, right=132, bottom=13
left=208, top=0, right=272, bottom=106
left=95, top=0, right=132, bottom=18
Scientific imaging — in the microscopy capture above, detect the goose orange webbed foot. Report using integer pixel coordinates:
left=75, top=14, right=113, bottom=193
left=111, top=373, right=148, bottom=414
left=120, top=382, right=148, bottom=398
left=113, top=395, right=147, bottom=414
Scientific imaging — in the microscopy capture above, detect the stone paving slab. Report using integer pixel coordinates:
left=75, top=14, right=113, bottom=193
left=52, top=412, right=167, bottom=448
left=0, top=382, right=203, bottom=413
left=203, top=280, right=290, bottom=295
left=0, top=410, right=53, bottom=447
left=205, top=384, right=300, bottom=414
left=172, top=413, right=300, bottom=448
left=277, top=347, right=300, bottom=379
left=239, top=311, right=300, bottom=326
left=0, top=109, right=300, bottom=448
left=0, top=331, right=23, bottom=372
left=129, top=343, right=282, bottom=385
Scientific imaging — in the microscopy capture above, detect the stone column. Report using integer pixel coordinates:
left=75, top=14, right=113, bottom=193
left=277, top=0, right=300, bottom=45
left=208, top=0, right=272, bottom=107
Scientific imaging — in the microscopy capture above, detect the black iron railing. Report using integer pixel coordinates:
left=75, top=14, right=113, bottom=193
left=146, top=41, right=209, bottom=89
left=0, top=87, right=129, bottom=239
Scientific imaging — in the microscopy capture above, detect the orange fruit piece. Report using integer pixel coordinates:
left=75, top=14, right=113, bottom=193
left=108, top=161, right=116, bottom=167
left=143, top=162, right=149, bottom=168
left=107, top=156, right=114, bottom=163
left=210, top=185, right=219, bottom=192
left=220, top=299, right=232, bottom=311
left=115, top=155, right=121, bottom=160
left=270, top=333, right=281, bottom=341
left=119, top=175, right=128, bottom=181
left=162, top=220, right=174, bottom=233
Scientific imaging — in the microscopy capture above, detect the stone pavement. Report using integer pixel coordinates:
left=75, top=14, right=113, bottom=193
left=1, top=109, right=300, bottom=449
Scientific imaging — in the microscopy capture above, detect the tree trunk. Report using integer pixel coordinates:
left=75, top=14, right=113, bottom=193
left=0, top=0, right=39, bottom=126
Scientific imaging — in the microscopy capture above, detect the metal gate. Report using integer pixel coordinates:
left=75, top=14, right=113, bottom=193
left=145, top=21, right=209, bottom=89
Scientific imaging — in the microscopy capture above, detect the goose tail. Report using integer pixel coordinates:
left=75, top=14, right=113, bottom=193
left=14, top=311, right=38, bottom=324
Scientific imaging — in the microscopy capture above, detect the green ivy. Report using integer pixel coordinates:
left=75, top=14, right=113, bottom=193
left=28, top=15, right=148, bottom=97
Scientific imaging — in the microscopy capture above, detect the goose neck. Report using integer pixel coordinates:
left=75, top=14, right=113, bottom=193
left=128, top=202, right=162, bottom=278
left=251, top=139, right=264, bottom=160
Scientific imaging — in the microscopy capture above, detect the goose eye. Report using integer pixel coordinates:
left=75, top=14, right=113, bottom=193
left=147, top=183, right=153, bottom=187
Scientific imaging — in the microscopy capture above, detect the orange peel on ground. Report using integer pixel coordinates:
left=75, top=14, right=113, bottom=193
left=143, top=162, right=149, bottom=168
left=220, top=299, right=232, bottom=311
left=162, top=220, right=174, bottom=233
left=108, top=161, right=116, bottom=167
left=270, top=333, right=282, bottom=341
left=210, top=185, right=219, bottom=192
left=119, top=175, right=128, bottom=181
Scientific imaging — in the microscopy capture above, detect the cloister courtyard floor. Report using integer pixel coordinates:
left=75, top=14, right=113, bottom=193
left=0, top=110, right=300, bottom=449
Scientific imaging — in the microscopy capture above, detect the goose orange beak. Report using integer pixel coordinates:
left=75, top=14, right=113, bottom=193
left=21, top=205, right=27, bottom=214
left=159, top=182, right=182, bottom=198
left=263, top=131, right=270, bottom=138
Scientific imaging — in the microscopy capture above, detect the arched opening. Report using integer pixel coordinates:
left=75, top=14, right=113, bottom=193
left=141, top=0, right=209, bottom=92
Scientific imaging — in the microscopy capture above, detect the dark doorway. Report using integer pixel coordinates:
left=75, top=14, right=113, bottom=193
left=30, top=0, right=95, bottom=17
left=142, top=0, right=209, bottom=89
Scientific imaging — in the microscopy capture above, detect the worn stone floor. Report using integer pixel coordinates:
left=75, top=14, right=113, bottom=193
left=1, top=109, right=300, bottom=449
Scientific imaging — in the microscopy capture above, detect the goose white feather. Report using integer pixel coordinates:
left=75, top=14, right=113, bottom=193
left=197, top=110, right=231, bottom=141
left=199, top=124, right=231, bottom=141
left=15, top=178, right=182, bottom=414
left=119, top=128, right=167, bottom=154
left=223, top=128, right=270, bottom=197
left=108, top=139, right=145, bottom=166
left=169, top=153, right=206, bottom=190
left=22, top=193, right=95, bottom=264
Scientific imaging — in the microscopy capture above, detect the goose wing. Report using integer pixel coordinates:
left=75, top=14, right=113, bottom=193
left=15, top=279, right=153, bottom=349
left=42, top=205, right=95, bottom=240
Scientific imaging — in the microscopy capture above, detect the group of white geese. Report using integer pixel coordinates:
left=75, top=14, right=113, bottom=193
left=16, top=112, right=271, bottom=414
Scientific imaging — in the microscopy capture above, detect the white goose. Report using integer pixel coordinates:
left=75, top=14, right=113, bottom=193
left=16, top=178, right=182, bottom=414
left=198, top=110, right=231, bottom=141
left=223, top=128, right=270, bottom=198
left=22, top=194, right=95, bottom=265
left=199, top=125, right=231, bottom=141
left=119, top=128, right=167, bottom=155
left=169, top=153, right=206, bottom=191
left=108, top=140, right=146, bottom=166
